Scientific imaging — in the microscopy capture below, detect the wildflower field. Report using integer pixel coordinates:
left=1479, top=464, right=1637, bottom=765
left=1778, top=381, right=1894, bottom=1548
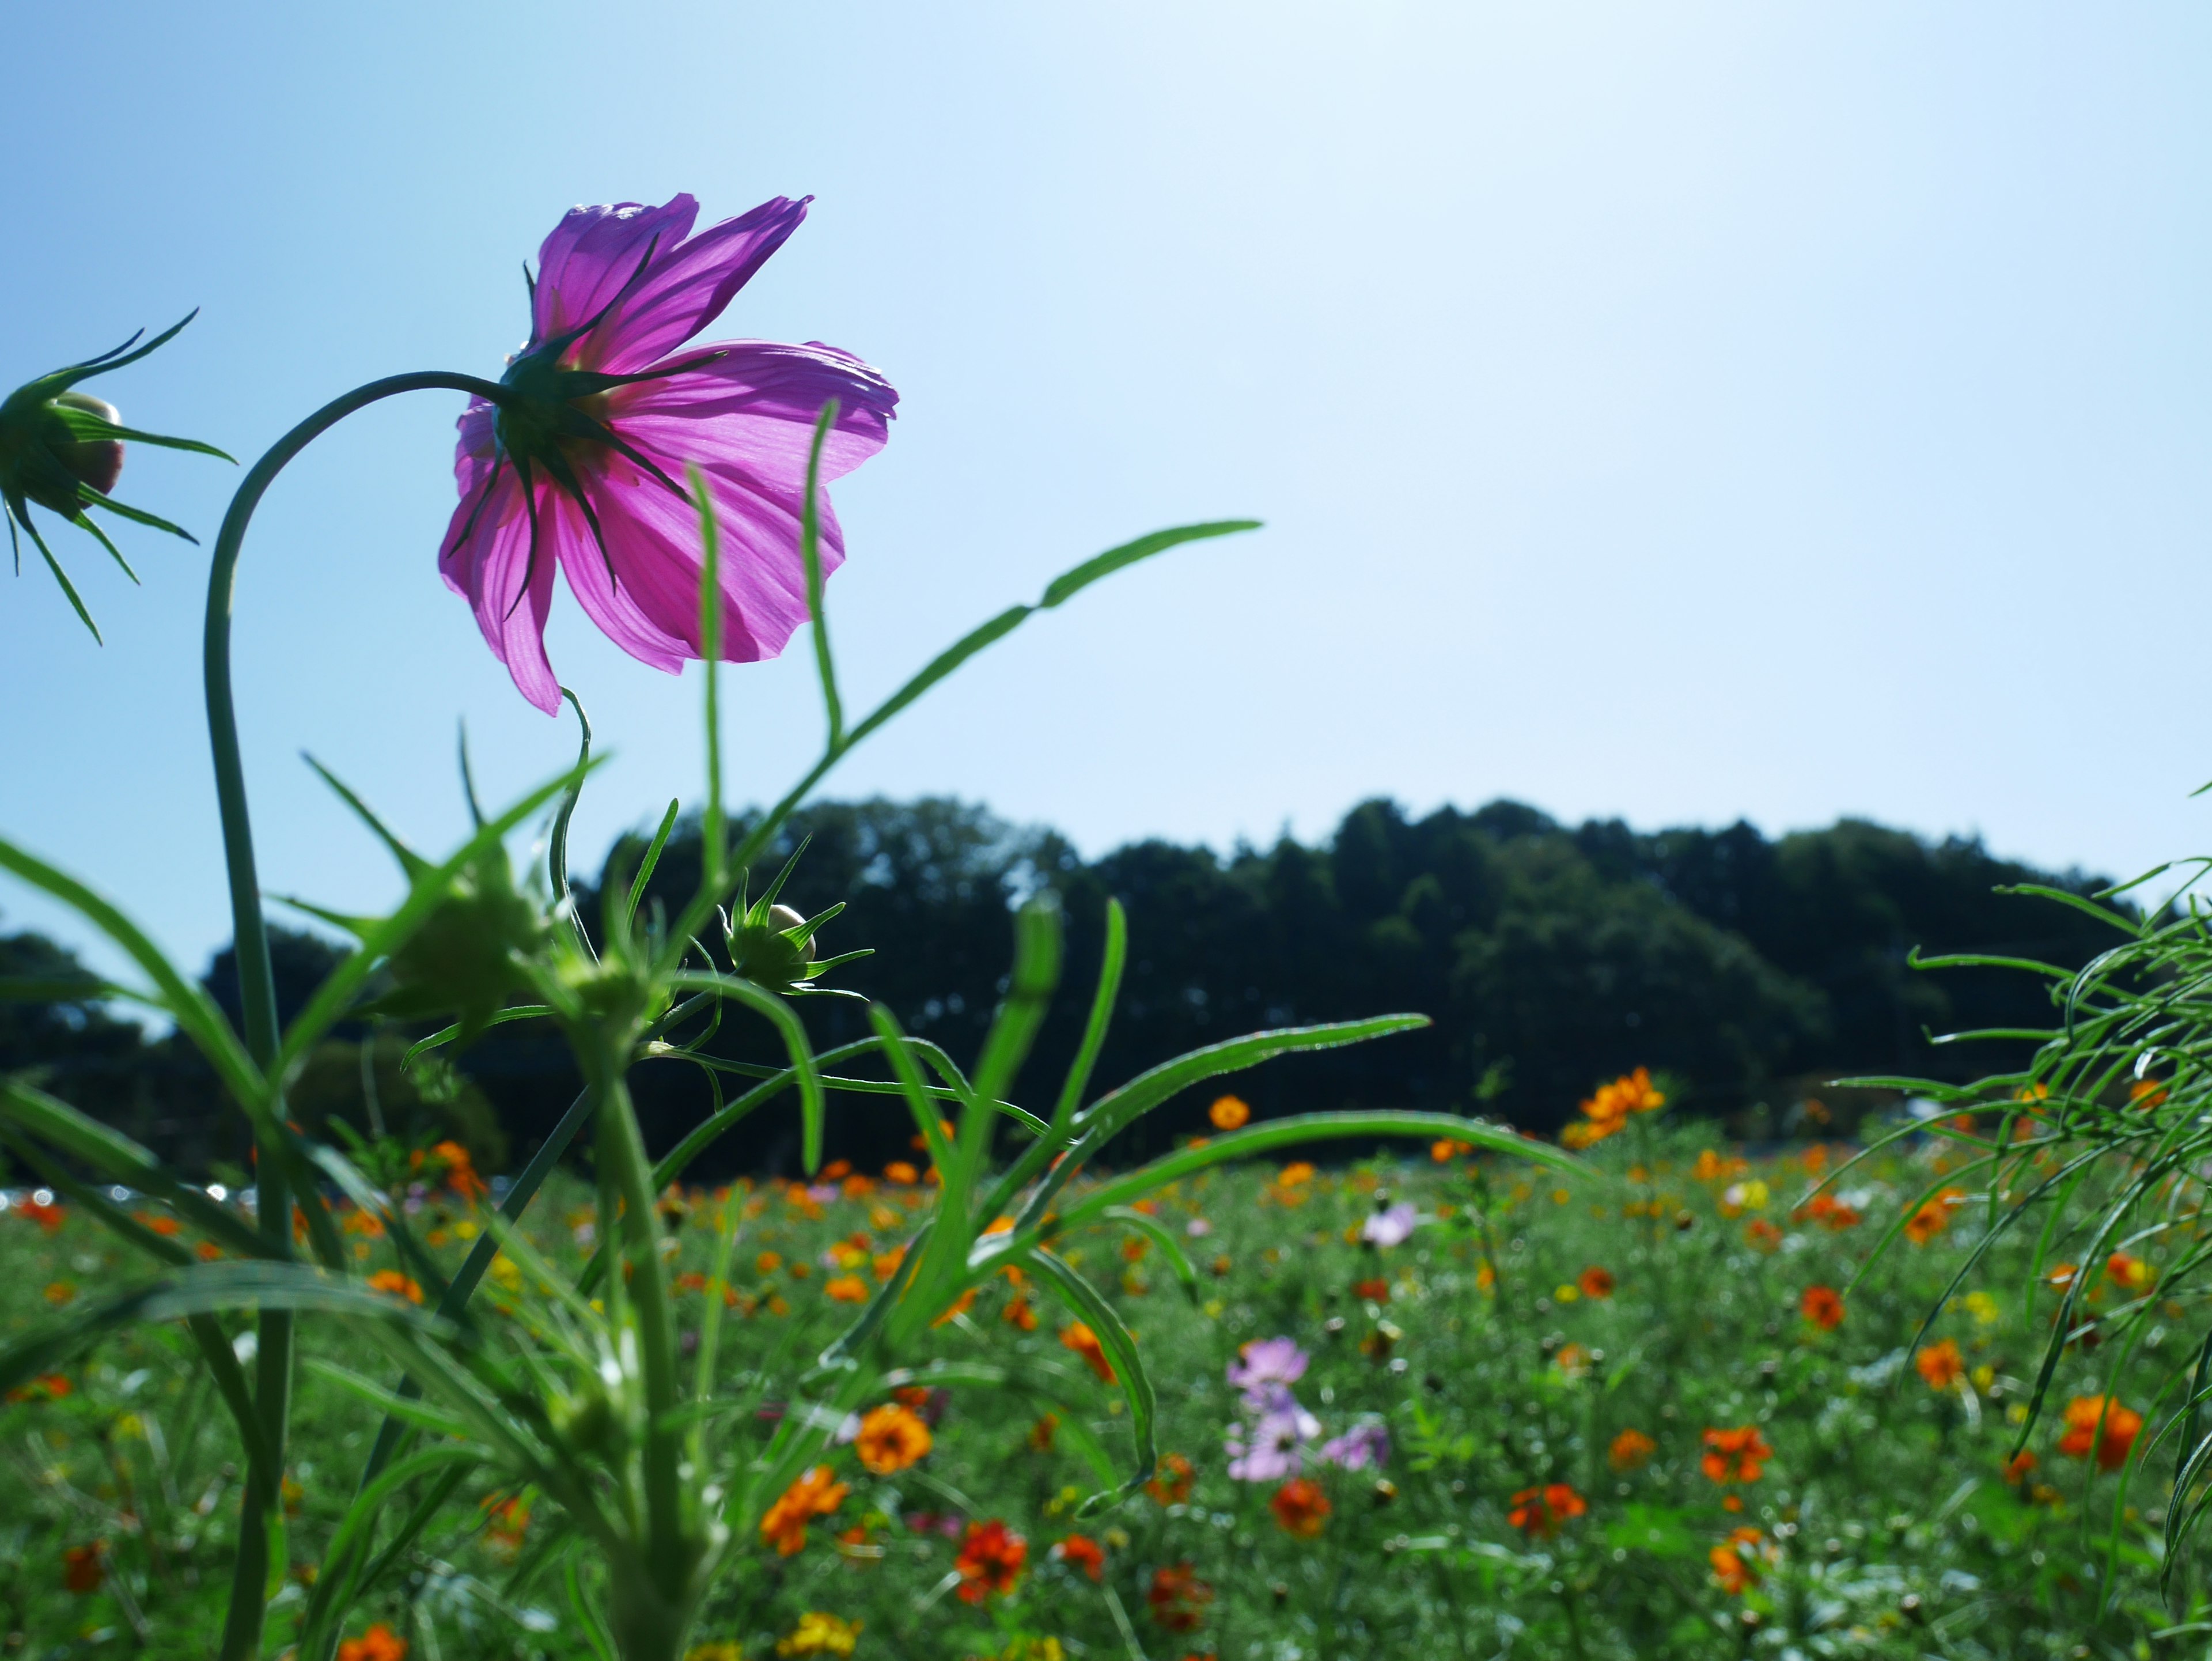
left=2, top=1107, right=2192, bottom=1661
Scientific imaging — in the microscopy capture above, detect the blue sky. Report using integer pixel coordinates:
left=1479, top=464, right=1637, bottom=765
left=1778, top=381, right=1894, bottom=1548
left=3, top=3, right=2209, bottom=980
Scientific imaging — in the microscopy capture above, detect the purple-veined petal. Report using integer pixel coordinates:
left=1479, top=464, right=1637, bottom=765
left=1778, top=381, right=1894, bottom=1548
left=608, top=340, right=897, bottom=480
left=436, top=469, right=561, bottom=714
left=533, top=195, right=701, bottom=346
left=579, top=198, right=812, bottom=374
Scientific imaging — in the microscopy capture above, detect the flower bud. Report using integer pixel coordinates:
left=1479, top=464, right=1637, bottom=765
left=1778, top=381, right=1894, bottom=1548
left=47, top=393, right=123, bottom=498
left=732, top=901, right=818, bottom=989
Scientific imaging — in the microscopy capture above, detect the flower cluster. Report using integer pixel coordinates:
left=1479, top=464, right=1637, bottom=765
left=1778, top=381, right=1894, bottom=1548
left=1561, top=1067, right=1666, bottom=1149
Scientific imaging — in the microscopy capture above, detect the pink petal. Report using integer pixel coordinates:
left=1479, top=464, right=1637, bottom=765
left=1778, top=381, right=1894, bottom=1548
left=609, top=341, right=896, bottom=482
left=533, top=195, right=700, bottom=346
left=580, top=198, right=812, bottom=375
left=438, top=470, right=562, bottom=714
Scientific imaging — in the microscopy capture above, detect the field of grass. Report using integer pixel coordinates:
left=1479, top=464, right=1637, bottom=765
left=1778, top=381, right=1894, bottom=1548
left=0, top=1119, right=2198, bottom=1661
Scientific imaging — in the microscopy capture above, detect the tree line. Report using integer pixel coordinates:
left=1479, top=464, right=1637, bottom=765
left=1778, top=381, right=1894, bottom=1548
left=0, top=797, right=2121, bottom=1181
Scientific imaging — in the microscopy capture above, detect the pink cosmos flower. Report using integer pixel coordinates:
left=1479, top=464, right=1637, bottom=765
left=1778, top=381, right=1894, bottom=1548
left=1226, top=1337, right=1310, bottom=1406
left=442, top=194, right=897, bottom=713
left=1361, top=1202, right=1419, bottom=1248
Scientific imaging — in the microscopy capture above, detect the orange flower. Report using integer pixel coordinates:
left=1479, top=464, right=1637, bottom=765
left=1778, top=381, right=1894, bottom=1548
left=1744, top=1219, right=1782, bottom=1251
left=1005, top=1294, right=1039, bottom=1331
left=854, top=1403, right=933, bottom=1474
left=1146, top=1451, right=1195, bottom=1505
left=953, top=1519, right=1027, bottom=1603
left=872, top=1247, right=906, bottom=1282
left=1800, top=1285, right=1844, bottom=1331
left=1710, top=1528, right=1764, bottom=1595
left=1270, top=1478, right=1332, bottom=1537
left=759, top=1465, right=850, bottom=1556
left=1608, top=1428, right=1656, bottom=1472
left=1914, top=1338, right=1965, bottom=1391
left=368, top=1270, right=423, bottom=1305
left=1904, top=1187, right=1965, bottom=1246
left=883, top=1161, right=919, bottom=1185
left=824, top=1274, right=869, bottom=1303
left=196, top=1240, right=224, bottom=1261
left=43, top=1281, right=75, bottom=1306
left=62, top=1543, right=103, bottom=1594
left=1060, top=1322, right=1116, bottom=1383
left=2058, top=1395, right=2143, bottom=1471
left=1053, top=1533, right=1106, bottom=1581
left=5, top=1373, right=71, bottom=1405
left=2107, top=1251, right=2155, bottom=1294
left=1353, top=1277, right=1391, bottom=1303
left=1208, top=1095, right=1251, bottom=1131
left=1279, top=1161, right=1316, bottom=1187
left=1147, top=1562, right=1214, bottom=1631
left=430, top=1140, right=488, bottom=1202
left=1577, top=1266, right=1615, bottom=1300
left=2131, top=1079, right=2168, bottom=1110
left=1431, top=1138, right=1473, bottom=1163
left=1700, top=1425, right=1771, bottom=1484
left=1027, top=1413, right=1060, bottom=1452
left=1506, top=1484, right=1587, bottom=1538
left=2001, top=1449, right=2038, bottom=1484
left=337, top=1625, right=408, bottom=1661
left=132, top=1209, right=183, bottom=1238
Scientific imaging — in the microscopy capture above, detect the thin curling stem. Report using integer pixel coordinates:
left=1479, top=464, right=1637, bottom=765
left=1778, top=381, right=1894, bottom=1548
left=199, top=368, right=507, bottom=1661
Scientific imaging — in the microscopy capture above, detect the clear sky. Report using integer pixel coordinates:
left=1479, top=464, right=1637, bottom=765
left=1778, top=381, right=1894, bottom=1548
left=3, top=3, right=2209, bottom=982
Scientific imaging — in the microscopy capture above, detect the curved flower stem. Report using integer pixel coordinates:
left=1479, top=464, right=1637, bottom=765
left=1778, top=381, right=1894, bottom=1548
left=199, top=369, right=506, bottom=1661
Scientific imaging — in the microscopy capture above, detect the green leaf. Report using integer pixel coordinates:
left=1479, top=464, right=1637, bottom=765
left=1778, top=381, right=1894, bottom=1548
left=1099, top=1205, right=1200, bottom=1301
left=1023, top=1247, right=1156, bottom=1513
left=1039, top=520, right=1259, bottom=609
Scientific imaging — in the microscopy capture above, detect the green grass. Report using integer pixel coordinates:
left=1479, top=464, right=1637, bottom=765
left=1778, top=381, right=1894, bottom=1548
left=0, top=1122, right=2198, bottom=1660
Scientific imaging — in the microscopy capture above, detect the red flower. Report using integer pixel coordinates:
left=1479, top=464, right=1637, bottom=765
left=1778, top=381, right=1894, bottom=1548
left=1147, top=1562, right=1215, bottom=1632
left=1700, top=1426, right=1771, bottom=1484
left=1800, top=1285, right=1844, bottom=1330
left=1577, top=1266, right=1615, bottom=1300
left=1145, top=1452, right=1194, bottom=1505
left=953, top=1519, right=1027, bottom=1603
left=1506, top=1483, right=1586, bottom=1538
left=1270, top=1478, right=1332, bottom=1537
left=1060, top=1322, right=1116, bottom=1383
left=2058, top=1395, right=2142, bottom=1471
left=1353, top=1277, right=1391, bottom=1303
left=62, top=1543, right=103, bottom=1594
left=1052, top=1533, right=1105, bottom=1581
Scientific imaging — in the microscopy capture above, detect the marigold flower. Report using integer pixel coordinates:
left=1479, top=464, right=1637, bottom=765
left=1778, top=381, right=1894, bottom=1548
left=337, top=1624, right=408, bottom=1661
left=2058, top=1395, right=2143, bottom=1470
left=441, top=194, right=897, bottom=713
left=1608, top=1428, right=1656, bottom=1471
left=824, top=1274, right=869, bottom=1303
left=1914, top=1338, right=1965, bottom=1391
left=1208, top=1095, right=1251, bottom=1131
left=367, top=1270, right=425, bottom=1304
left=1146, top=1562, right=1214, bottom=1631
left=1904, top=1187, right=1966, bottom=1246
left=62, top=1542, right=104, bottom=1594
left=1269, top=1477, right=1332, bottom=1537
left=1146, top=1451, right=1195, bottom=1505
left=953, top=1519, right=1027, bottom=1603
left=854, top=1403, right=932, bottom=1474
left=2107, top=1251, right=2155, bottom=1293
left=1709, top=1528, right=1764, bottom=1595
left=1577, top=1266, right=1615, bottom=1299
left=884, top=1161, right=918, bottom=1185
left=1800, top=1285, right=1844, bottom=1331
left=1061, top=1321, right=1116, bottom=1383
left=1699, top=1425, right=1771, bottom=1484
left=759, top=1465, right=850, bottom=1556
left=1506, top=1483, right=1586, bottom=1538
left=1053, top=1533, right=1106, bottom=1581
left=777, top=1612, right=862, bottom=1658
left=2000, top=1449, right=2038, bottom=1484
left=1431, top=1138, right=1473, bottom=1162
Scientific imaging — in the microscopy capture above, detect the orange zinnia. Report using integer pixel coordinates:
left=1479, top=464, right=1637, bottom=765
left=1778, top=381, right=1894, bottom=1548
left=1146, top=1562, right=1214, bottom=1631
left=1270, top=1478, right=1332, bottom=1537
left=824, top=1274, right=869, bottom=1303
left=1710, top=1528, right=1763, bottom=1595
left=1608, top=1428, right=1656, bottom=1471
left=1208, top=1095, right=1251, bottom=1131
left=1053, top=1532, right=1106, bottom=1580
left=1146, top=1451, right=1195, bottom=1505
left=854, top=1403, right=933, bottom=1474
left=368, top=1270, right=423, bottom=1305
left=1578, top=1266, right=1615, bottom=1300
left=1800, top=1285, right=1844, bottom=1331
left=1904, top=1187, right=1965, bottom=1246
left=1914, top=1338, right=1965, bottom=1391
left=1060, top=1321, right=1116, bottom=1383
left=953, top=1519, right=1027, bottom=1603
left=759, top=1465, right=850, bottom=1556
left=1506, top=1483, right=1586, bottom=1537
left=1700, top=1425, right=1771, bottom=1484
left=337, top=1625, right=408, bottom=1661
left=2058, top=1395, right=2143, bottom=1471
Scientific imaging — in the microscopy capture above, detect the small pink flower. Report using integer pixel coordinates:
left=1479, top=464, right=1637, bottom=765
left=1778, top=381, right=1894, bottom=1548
left=442, top=194, right=897, bottom=712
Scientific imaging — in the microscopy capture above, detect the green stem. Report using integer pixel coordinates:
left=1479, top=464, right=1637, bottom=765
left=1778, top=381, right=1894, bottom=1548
left=200, top=369, right=507, bottom=1661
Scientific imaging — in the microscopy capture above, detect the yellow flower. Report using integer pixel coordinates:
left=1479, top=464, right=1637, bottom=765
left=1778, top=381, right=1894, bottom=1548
left=686, top=1645, right=744, bottom=1661
left=777, top=1612, right=862, bottom=1658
